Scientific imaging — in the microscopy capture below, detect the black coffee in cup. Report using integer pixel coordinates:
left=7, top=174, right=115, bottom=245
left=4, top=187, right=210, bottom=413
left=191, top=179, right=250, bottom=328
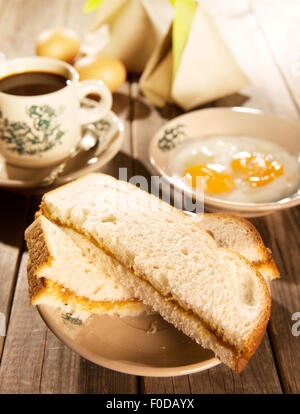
left=0, top=71, right=68, bottom=96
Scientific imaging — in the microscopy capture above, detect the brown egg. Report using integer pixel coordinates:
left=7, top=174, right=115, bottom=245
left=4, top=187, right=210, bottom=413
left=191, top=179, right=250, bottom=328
left=75, top=55, right=127, bottom=93
left=36, top=28, right=80, bottom=63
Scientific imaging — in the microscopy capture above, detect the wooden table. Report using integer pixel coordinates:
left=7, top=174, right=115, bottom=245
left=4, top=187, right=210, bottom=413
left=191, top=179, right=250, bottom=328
left=0, top=0, right=299, bottom=394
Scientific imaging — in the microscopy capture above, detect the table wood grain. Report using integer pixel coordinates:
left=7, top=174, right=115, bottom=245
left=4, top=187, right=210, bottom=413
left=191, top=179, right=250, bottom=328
left=0, top=0, right=299, bottom=394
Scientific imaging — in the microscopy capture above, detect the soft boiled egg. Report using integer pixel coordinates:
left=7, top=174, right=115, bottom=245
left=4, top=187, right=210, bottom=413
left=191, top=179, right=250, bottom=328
left=170, top=136, right=300, bottom=203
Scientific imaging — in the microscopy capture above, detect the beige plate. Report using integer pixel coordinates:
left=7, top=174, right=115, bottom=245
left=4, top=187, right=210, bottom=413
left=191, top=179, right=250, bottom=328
left=149, top=107, right=300, bottom=217
left=37, top=305, right=220, bottom=377
left=0, top=110, right=124, bottom=193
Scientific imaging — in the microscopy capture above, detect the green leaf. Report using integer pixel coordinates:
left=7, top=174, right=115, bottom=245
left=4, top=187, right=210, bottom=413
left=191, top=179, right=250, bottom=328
left=172, top=0, right=197, bottom=81
left=83, top=0, right=104, bottom=13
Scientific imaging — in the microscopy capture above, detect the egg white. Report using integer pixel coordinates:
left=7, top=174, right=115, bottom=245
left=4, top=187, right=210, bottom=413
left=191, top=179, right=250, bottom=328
left=170, top=136, right=300, bottom=203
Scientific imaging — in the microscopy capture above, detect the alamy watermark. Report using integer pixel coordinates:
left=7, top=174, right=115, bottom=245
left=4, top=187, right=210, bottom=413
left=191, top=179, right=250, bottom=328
left=0, top=312, right=5, bottom=337
left=291, top=312, right=300, bottom=337
left=118, top=168, right=204, bottom=214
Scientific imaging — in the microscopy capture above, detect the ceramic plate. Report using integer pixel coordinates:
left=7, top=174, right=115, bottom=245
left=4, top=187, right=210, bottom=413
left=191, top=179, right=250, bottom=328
left=0, top=110, right=124, bottom=192
left=37, top=305, right=220, bottom=377
left=149, top=107, right=300, bottom=217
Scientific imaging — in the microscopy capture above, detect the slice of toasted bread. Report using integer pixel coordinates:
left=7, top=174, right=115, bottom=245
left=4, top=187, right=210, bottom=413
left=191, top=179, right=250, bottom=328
left=25, top=215, right=149, bottom=319
left=38, top=173, right=271, bottom=372
left=27, top=258, right=144, bottom=321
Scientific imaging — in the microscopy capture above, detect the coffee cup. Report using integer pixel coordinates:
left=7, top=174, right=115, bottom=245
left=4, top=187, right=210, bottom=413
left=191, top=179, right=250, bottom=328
left=0, top=56, right=112, bottom=168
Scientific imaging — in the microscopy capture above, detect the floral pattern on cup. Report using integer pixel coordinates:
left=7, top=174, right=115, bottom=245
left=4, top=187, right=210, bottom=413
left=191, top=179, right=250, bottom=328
left=62, top=312, right=82, bottom=326
left=0, top=104, right=65, bottom=156
left=93, top=119, right=111, bottom=135
left=157, top=124, right=186, bottom=151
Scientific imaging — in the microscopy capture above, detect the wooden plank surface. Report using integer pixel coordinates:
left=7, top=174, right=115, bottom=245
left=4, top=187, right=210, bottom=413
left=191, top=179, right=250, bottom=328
left=143, top=335, right=282, bottom=394
left=0, top=0, right=299, bottom=394
left=252, top=0, right=300, bottom=112
left=0, top=0, right=137, bottom=394
left=132, top=2, right=298, bottom=394
left=0, top=190, right=30, bottom=359
left=252, top=208, right=300, bottom=393
left=0, top=0, right=42, bottom=364
left=0, top=252, right=50, bottom=393
left=0, top=0, right=68, bottom=59
left=236, top=0, right=300, bottom=393
left=193, top=0, right=300, bottom=120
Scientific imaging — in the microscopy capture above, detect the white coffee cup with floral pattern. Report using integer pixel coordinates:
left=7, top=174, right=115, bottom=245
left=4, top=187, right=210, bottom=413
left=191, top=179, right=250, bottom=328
left=0, top=56, right=112, bottom=168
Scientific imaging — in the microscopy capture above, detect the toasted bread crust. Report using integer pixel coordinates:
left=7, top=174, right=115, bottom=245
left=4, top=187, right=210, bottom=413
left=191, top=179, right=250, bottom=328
left=25, top=219, right=54, bottom=305
left=200, top=213, right=271, bottom=262
left=27, top=258, right=47, bottom=305
left=199, top=213, right=280, bottom=280
left=224, top=249, right=271, bottom=372
left=256, top=257, right=280, bottom=280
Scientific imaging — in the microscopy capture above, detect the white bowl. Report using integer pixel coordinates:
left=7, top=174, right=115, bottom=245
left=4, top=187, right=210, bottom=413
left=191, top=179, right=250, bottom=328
left=149, top=107, right=300, bottom=217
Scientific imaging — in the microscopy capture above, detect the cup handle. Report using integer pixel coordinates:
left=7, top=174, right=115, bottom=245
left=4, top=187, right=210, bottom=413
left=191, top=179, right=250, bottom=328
left=77, top=79, right=112, bottom=125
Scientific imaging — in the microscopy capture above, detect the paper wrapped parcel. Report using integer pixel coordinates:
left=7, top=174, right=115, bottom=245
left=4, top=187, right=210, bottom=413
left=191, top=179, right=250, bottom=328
left=139, top=0, right=250, bottom=110
left=90, top=0, right=173, bottom=73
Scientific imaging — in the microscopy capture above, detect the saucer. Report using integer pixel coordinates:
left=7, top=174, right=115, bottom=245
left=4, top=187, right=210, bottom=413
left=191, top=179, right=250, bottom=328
left=37, top=305, right=220, bottom=377
left=0, top=110, right=124, bottom=192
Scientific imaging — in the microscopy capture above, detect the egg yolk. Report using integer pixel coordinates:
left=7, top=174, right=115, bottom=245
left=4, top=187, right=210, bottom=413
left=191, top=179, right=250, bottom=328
left=184, top=164, right=235, bottom=194
left=183, top=152, right=285, bottom=195
left=231, top=152, right=284, bottom=188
